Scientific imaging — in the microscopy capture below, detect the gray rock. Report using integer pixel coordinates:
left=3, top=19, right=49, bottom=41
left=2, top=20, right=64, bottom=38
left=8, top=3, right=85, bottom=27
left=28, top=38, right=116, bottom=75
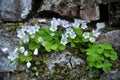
left=39, top=0, right=100, bottom=20
left=100, top=70, right=120, bottom=80
left=0, top=56, right=16, bottom=72
left=0, top=0, right=32, bottom=21
left=96, top=0, right=120, bottom=4
left=0, top=33, right=18, bottom=72
left=48, top=50, right=85, bottom=73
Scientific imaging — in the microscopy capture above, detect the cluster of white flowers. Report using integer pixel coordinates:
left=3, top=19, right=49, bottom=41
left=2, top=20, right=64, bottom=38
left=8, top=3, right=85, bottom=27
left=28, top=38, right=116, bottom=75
left=19, top=46, right=39, bottom=68
left=82, top=22, right=105, bottom=43
left=49, top=18, right=90, bottom=45
left=17, top=24, right=40, bottom=43
left=92, top=22, right=105, bottom=37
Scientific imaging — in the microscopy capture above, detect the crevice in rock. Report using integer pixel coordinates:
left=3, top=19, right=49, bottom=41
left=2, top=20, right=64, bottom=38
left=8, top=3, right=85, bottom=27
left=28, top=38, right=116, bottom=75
left=35, top=10, right=62, bottom=19
left=35, top=10, right=74, bottom=21
left=26, top=0, right=43, bottom=20
left=99, top=4, right=109, bottom=22
left=108, top=2, right=120, bottom=27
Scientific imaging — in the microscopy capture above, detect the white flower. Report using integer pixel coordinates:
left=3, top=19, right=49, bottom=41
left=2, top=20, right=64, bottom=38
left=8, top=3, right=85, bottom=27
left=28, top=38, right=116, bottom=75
left=21, top=26, right=29, bottom=32
left=22, top=35, right=29, bottom=43
left=24, top=51, right=28, bottom=56
left=82, top=32, right=90, bottom=39
left=38, top=37, right=43, bottom=42
left=1, top=47, right=8, bottom=52
left=81, top=23, right=88, bottom=29
left=63, top=33, right=69, bottom=38
left=14, top=48, right=18, bottom=53
left=27, top=26, right=36, bottom=35
left=92, top=30, right=100, bottom=37
left=50, top=24, right=57, bottom=32
left=66, top=27, right=74, bottom=34
left=31, top=34, right=35, bottom=38
left=66, top=27, right=76, bottom=39
left=61, top=20, right=70, bottom=28
left=26, top=62, right=31, bottom=68
left=34, top=24, right=40, bottom=32
left=8, top=53, right=18, bottom=61
left=89, top=37, right=96, bottom=42
left=96, top=22, right=105, bottom=31
left=50, top=18, right=59, bottom=32
left=42, top=41, right=47, bottom=46
left=50, top=32, right=55, bottom=36
left=72, top=19, right=81, bottom=28
left=60, top=38, right=68, bottom=45
left=33, top=48, right=38, bottom=55
left=7, top=48, right=18, bottom=61
left=17, top=29, right=26, bottom=39
left=17, top=27, right=30, bottom=42
left=51, top=18, right=60, bottom=26
left=69, top=32, right=76, bottom=39
left=60, top=33, right=68, bottom=45
left=20, top=47, right=25, bottom=53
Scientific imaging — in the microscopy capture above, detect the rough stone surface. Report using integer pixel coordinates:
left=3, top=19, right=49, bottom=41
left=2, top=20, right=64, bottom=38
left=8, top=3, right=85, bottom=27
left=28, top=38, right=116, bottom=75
left=80, top=1, right=100, bottom=20
left=96, top=0, right=120, bottom=4
left=39, top=0, right=100, bottom=20
left=109, top=2, right=120, bottom=27
left=48, top=50, right=85, bottom=73
left=0, top=24, right=18, bottom=72
left=100, top=70, right=120, bottom=80
left=0, top=0, right=32, bottom=21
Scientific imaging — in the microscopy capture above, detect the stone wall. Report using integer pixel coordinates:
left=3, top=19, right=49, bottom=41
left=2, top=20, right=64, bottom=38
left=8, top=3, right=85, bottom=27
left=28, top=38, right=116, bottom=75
left=0, top=0, right=119, bottom=26
left=0, top=0, right=120, bottom=80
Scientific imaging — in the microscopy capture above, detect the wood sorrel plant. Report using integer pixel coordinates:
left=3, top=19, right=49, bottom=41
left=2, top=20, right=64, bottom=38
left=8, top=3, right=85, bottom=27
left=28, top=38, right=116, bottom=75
left=8, top=18, right=118, bottom=76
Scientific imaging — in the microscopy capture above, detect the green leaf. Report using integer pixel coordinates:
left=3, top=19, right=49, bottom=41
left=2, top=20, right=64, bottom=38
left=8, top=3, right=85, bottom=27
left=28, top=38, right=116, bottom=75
left=95, top=61, right=103, bottom=68
left=86, top=49, right=95, bottom=56
left=35, top=71, right=39, bottom=76
left=28, top=51, right=32, bottom=56
left=19, top=54, right=26, bottom=61
left=104, top=50, right=110, bottom=57
left=67, top=37, right=72, bottom=42
left=43, top=35, right=52, bottom=41
left=87, top=55, right=97, bottom=62
left=45, top=27, right=51, bottom=34
left=44, top=42, right=52, bottom=52
left=54, top=30, right=62, bottom=37
left=29, top=42, right=40, bottom=50
left=103, top=60, right=112, bottom=72
left=25, top=56, right=33, bottom=62
left=82, top=37, right=89, bottom=42
left=100, top=43, right=112, bottom=49
left=59, top=44, right=66, bottom=50
left=74, top=27, right=83, bottom=36
left=110, top=51, right=118, bottom=60
left=51, top=44, right=58, bottom=50
left=97, top=48, right=104, bottom=54
left=71, top=42, right=76, bottom=47
left=103, top=66, right=111, bottom=73
left=38, top=29, right=44, bottom=36
left=35, top=35, right=41, bottom=44
left=89, top=62, right=96, bottom=67
left=73, top=37, right=80, bottom=43
left=19, top=54, right=33, bottom=62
